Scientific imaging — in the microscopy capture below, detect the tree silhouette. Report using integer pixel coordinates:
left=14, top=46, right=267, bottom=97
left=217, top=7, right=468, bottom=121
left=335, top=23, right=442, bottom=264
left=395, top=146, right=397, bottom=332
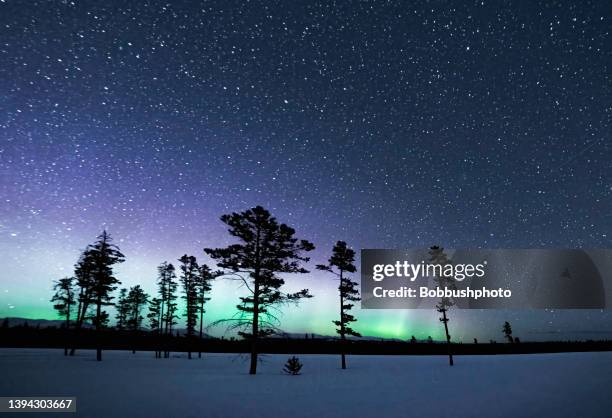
left=115, top=288, right=130, bottom=331
left=126, top=285, right=148, bottom=353
left=156, top=262, right=178, bottom=358
left=283, top=356, right=303, bottom=375
left=69, top=250, right=97, bottom=356
left=148, top=298, right=161, bottom=331
left=82, top=231, right=125, bottom=361
left=429, top=245, right=455, bottom=366
left=317, top=241, right=361, bottom=369
left=126, top=286, right=148, bottom=330
left=204, top=206, right=314, bottom=374
left=51, top=277, right=75, bottom=355
left=179, top=255, right=199, bottom=359
left=146, top=295, right=164, bottom=358
left=503, top=321, right=514, bottom=343
left=196, top=264, right=219, bottom=358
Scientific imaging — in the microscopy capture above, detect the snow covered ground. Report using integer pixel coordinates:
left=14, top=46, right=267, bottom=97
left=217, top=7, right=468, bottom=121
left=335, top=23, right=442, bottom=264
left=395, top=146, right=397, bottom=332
left=1, top=349, right=611, bottom=418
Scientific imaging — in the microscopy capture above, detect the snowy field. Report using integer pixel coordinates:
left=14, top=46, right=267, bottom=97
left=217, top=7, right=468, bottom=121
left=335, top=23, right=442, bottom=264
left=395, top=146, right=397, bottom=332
left=1, top=349, right=611, bottom=418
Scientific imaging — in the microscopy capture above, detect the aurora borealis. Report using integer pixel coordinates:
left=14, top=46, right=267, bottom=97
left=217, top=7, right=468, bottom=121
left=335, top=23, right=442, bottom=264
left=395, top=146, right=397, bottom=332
left=1, top=0, right=611, bottom=341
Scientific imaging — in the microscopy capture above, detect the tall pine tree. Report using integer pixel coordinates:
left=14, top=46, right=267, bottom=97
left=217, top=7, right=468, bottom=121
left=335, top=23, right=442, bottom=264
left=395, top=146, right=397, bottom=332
left=147, top=297, right=162, bottom=358
left=70, top=251, right=96, bottom=356
left=196, top=264, right=218, bottom=358
left=83, top=231, right=125, bottom=361
left=429, top=245, right=455, bottom=366
left=156, top=262, right=178, bottom=358
left=126, top=285, right=148, bottom=353
left=503, top=321, right=514, bottom=343
left=50, top=277, right=75, bottom=356
left=156, top=262, right=174, bottom=333
left=205, top=206, right=314, bottom=375
left=179, top=255, right=199, bottom=359
left=317, top=241, right=361, bottom=369
left=148, top=298, right=161, bottom=331
left=115, top=288, right=130, bottom=330
left=126, top=285, right=148, bottom=331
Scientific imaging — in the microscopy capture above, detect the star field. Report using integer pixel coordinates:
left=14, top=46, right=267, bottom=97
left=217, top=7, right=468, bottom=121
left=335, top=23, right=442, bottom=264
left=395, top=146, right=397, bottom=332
left=0, top=0, right=610, bottom=340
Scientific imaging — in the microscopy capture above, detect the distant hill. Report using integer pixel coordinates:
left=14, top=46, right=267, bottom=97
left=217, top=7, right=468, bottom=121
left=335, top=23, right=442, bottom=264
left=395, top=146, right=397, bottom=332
left=0, top=317, right=406, bottom=342
left=0, top=317, right=99, bottom=329
left=0, top=317, right=69, bottom=328
left=0, top=317, right=213, bottom=338
left=275, top=332, right=406, bottom=342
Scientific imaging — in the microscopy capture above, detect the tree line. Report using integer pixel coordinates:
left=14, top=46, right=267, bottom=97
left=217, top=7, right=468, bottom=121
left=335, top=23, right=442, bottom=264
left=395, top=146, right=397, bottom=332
left=50, top=205, right=517, bottom=373
left=50, top=205, right=366, bottom=373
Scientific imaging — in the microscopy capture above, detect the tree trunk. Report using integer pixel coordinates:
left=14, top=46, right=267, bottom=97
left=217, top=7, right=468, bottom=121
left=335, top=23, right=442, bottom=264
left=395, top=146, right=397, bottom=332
left=64, top=312, right=70, bottom=356
left=96, top=297, right=102, bottom=362
left=199, top=301, right=204, bottom=358
left=340, top=271, right=346, bottom=370
left=165, top=322, right=171, bottom=358
left=71, top=292, right=90, bottom=356
left=70, top=311, right=82, bottom=356
left=250, top=271, right=260, bottom=375
left=249, top=338, right=258, bottom=374
left=249, top=226, right=262, bottom=375
left=249, top=288, right=259, bottom=375
left=186, top=291, right=192, bottom=360
left=441, top=309, right=453, bottom=366
left=158, top=297, right=165, bottom=359
left=70, top=291, right=85, bottom=356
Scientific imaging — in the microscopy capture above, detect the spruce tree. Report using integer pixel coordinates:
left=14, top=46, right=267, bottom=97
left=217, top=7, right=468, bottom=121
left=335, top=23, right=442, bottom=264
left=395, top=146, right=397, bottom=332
left=147, top=297, right=162, bottom=358
left=503, top=321, right=514, bottom=343
left=156, top=262, right=178, bottom=358
left=50, top=277, right=75, bottom=356
left=205, top=206, right=314, bottom=375
left=179, top=255, right=199, bottom=359
left=126, top=285, right=148, bottom=331
left=83, top=231, right=125, bottom=361
left=156, top=262, right=174, bottom=333
left=283, top=356, right=303, bottom=375
left=196, top=264, right=218, bottom=358
left=163, top=295, right=178, bottom=358
left=126, top=285, right=148, bottom=353
left=115, top=288, right=130, bottom=331
left=429, top=245, right=455, bottom=366
left=163, top=278, right=179, bottom=335
left=70, top=251, right=96, bottom=356
left=148, top=298, right=161, bottom=331
left=317, top=241, right=361, bottom=369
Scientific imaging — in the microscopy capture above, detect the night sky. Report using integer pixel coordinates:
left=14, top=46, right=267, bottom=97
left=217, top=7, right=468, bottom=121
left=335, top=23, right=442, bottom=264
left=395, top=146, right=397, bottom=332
left=1, top=0, right=610, bottom=341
